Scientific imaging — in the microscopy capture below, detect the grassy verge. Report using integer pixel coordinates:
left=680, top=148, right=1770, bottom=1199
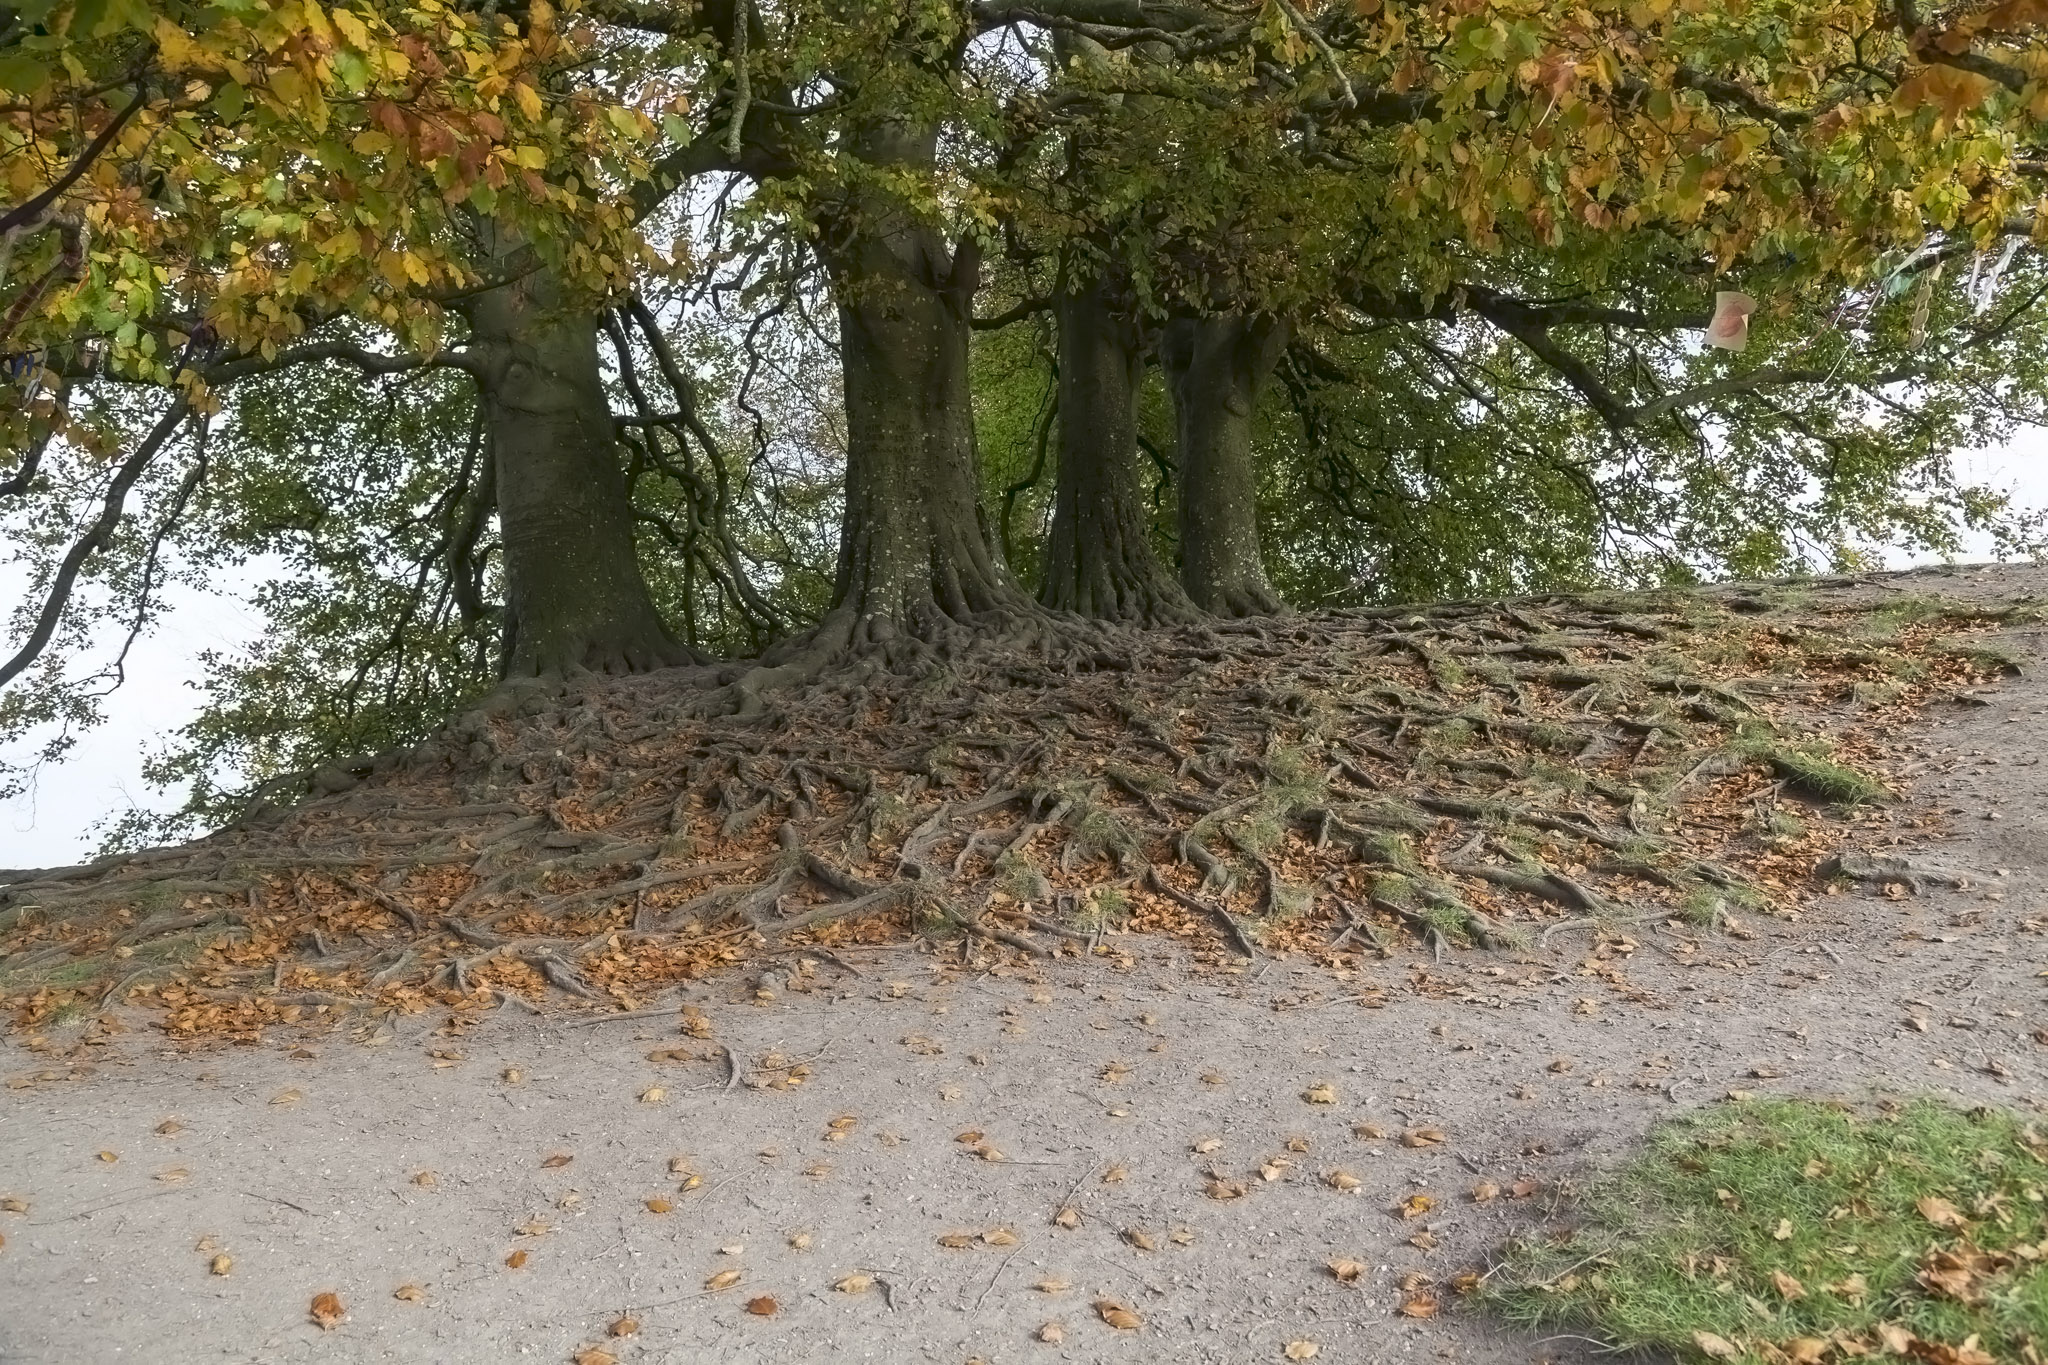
left=1487, top=1098, right=2048, bottom=1364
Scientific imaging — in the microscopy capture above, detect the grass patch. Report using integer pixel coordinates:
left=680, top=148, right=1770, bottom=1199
left=1488, top=1097, right=2048, bottom=1364
left=1932, top=636, right=2025, bottom=677
left=1736, top=734, right=1891, bottom=807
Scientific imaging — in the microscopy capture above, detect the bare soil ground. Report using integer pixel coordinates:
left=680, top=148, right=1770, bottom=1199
left=2, top=563, right=2044, bottom=1365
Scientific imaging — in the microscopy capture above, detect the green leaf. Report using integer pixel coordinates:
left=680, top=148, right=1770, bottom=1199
left=0, top=53, right=47, bottom=95
left=214, top=81, right=246, bottom=120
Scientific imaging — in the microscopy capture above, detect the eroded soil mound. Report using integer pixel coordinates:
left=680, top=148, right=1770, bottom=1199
left=1, top=578, right=2028, bottom=1038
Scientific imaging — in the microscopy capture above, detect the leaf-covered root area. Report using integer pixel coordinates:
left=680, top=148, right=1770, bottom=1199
left=1485, top=1097, right=2048, bottom=1365
left=0, top=584, right=2028, bottom=1038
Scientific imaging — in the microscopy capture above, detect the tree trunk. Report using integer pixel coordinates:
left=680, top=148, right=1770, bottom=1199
left=462, top=266, right=684, bottom=677
left=811, top=123, right=1027, bottom=650
left=1039, top=272, right=1197, bottom=624
left=1161, top=313, right=1289, bottom=616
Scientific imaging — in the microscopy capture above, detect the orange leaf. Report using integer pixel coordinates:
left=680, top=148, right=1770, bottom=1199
left=309, top=1291, right=345, bottom=1330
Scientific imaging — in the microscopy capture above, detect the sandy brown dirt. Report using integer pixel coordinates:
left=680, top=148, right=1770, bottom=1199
left=2, top=563, right=2045, bottom=1365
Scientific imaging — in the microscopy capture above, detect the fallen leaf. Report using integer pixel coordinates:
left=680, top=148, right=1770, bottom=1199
left=1053, top=1206, right=1082, bottom=1228
left=96, top=1150, right=117, bottom=1164
left=1123, top=1228, right=1156, bottom=1251
left=745, top=1296, right=777, bottom=1316
left=1034, top=1277, right=1072, bottom=1293
left=1094, top=1299, right=1142, bottom=1330
left=1328, top=1258, right=1366, bottom=1283
left=1205, top=1178, right=1248, bottom=1201
left=1471, top=1182, right=1500, bottom=1203
left=1398, top=1194, right=1435, bottom=1219
left=705, top=1269, right=741, bottom=1291
left=1772, top=1269, right=1807, bottom=1300
left=413, top=1170, right=437, bottom=1188
left=1193, top=1136, right=1223, bottom=1154
left=154, top=1119, right=182, bottom=1136
left=310, top=1291, right=345, bottom=1330
left=939, top=1232, right=975, bottom=1249
left=1917, top=1196, right=1967, bottom=1229
left=270, top=1089, right=301, bottom=1107
left=1101, top=1164, right=1128, bottom=1184
left=393, top=1283, right=425, bottom=1303
left=1353, top=1122, right=1387, bottom=1139
left=1303, top=1082, right=1337, bottom=1104
left=1693, top=1331, right=1741, bottom=1360
left=645, top=1198, right=673, bottom=1214
left=1285, top=1342, right=1321, bottom=1360
left=1327, top=1170, right=1362, bottom=1192
left=574, top=1349, right=618, bottom=1365
left=834, top=1274, right=872, bottom=1294
left=1785, top=1338, right=1828, bottom=1364
left=1038, top=1322, right=1065, bottom=1343
left=1402, top=1127, right=1445, bottom=1148
left=209, top=1253, right=232, bottom=1276
left=0, top=1197, right=26, bottom=1214
left=505, top=1250, right=529, bottom=1269
left=984, top=1227, right=1019, bottom=1247
left=541, top=1153, right=573, bottom=1169
left=155, top=1167, right=188, bottom=1184
left=1399, top=1294, right=1438, bottom=1318
left=1774, top=1218, right=1794, bottom=1241
left=788, top=1231, right=813, bottom=1251
left=502, top=1068, right=523, bottom=1084
left=640, top=1086, right=665, bottom=1104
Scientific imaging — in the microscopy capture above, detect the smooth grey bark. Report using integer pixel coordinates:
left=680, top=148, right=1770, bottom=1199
left=810, top=120, right=1026, bottom=646
left=462, top=265, right=684, bottom=677
left=1040, top=273, right=1196, bottom=623
left=1160, top=313, right=1289, bottom=616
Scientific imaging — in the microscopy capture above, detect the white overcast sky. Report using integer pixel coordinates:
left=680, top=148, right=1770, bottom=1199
left=0, top=438, right=2041, bottom=870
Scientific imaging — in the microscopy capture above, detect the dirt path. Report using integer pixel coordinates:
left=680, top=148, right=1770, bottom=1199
left=3, top=565, right=2044, bottom=1365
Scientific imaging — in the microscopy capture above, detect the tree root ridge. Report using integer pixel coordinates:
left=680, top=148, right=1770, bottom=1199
left=0, top=588, right=2018, bottom=1033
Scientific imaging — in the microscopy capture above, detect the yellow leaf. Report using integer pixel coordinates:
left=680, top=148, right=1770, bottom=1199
left=705, top=1269, right=741, bottom=1291
left=1285, top=1343, right=1320, bottom=1361
left=1693, top=1331, right=1741, bottom=1360
left=834, top=1274, right=871, bottom=1294
left=1094, top=1299, right=1142, bottom=1330
left=1328, top=1258, right=1366, bottom=1283
left=1303, top=1082, right=1337, bottom=1104
left=393, top=1283, right=425, bottom=1302
left=513, top=83, right=544, bottom=122
left=332, top=7, right=370, bottom=48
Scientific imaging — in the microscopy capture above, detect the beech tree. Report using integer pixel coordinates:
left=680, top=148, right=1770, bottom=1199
left=6, top=0, right=2048, bottom=815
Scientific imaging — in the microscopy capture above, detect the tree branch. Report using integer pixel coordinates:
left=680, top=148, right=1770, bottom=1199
left=0, top=395, right=191, bottom=690
left=0, top=87, right=148, bottom=235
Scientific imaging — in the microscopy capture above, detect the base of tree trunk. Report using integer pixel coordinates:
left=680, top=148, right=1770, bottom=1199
left=0, top=586, right=1994, bottom=1032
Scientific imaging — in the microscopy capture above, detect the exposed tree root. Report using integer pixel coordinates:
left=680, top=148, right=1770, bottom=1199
left=0, top=588, right=2021, bottom=1033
